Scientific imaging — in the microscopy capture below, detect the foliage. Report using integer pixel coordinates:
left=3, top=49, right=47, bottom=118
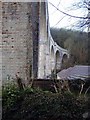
left=2, top=83, right=23, bottom=109
left=2, top=82, right=90, bottom=120
left=69, top=79, right=90, bottom=95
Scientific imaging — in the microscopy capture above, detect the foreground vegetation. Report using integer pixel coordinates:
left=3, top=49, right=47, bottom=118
left=2, top=81, right=90, bottom=120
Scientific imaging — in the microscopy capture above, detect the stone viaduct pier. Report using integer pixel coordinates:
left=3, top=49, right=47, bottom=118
left=2, top=0, right=69, bottom=82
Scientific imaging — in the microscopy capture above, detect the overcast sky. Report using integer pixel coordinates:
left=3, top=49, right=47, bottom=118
left=48, top=0, right=88, bottom=30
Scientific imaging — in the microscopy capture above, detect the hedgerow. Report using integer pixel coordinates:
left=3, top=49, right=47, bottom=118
left=2, top=82, right=90, bottom=120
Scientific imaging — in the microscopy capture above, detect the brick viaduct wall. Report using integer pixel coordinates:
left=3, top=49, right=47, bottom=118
left=0, top=2, right=2, bottom=86
left=2, top=2, right=39, bottom=83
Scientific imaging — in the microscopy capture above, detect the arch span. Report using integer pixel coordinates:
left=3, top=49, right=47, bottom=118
left=38, top=1, right=69, bottom=78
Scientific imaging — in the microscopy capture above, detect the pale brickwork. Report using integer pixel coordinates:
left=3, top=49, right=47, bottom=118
left=2, top=2, right=33, bottom=82
left=0, top=1, right=2, bottom=87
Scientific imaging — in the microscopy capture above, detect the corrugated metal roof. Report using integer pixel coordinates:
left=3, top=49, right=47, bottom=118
left=57, top=65, right=90, bottom=80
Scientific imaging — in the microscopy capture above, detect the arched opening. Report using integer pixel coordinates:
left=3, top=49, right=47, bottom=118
left=56, top=51, right=61, bottom=72
left=61, top=54, right=68, bottom=69
left=50, top=46, right=55, bottom=71
left=62, top=54, right=68, bottom=63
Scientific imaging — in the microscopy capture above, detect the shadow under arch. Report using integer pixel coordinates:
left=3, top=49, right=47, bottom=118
left=61, top=54, right=68, bottom=69
left=55, top=50, right=61, bottom=72
left=50, top=45, right=55, bottom=71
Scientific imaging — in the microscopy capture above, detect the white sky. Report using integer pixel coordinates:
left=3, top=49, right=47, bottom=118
left=48, top=0, right=88, bottom=30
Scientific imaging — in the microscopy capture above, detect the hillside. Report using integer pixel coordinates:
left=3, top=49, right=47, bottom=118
left=50, top=28, right=89, bottom=65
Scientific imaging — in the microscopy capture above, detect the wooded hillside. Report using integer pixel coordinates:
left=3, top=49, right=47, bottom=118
left=50, top=28, right=89, bottom=65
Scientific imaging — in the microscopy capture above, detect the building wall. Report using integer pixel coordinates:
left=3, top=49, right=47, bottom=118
left=2, top=2, right=34, bottom=82
left=0, top=2, right=2, bottom=86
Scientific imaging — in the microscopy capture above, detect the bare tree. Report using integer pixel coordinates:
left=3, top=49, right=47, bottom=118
left=49, top=0, right=90, bottom=31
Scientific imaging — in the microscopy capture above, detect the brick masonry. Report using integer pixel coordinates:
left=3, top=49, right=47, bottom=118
left=2, top=2, right=39, bottom=83
left=0, top=1, right=2, bottom=86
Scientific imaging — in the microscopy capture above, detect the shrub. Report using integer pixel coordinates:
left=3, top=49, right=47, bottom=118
left=2, top=83, right=90, bottom=120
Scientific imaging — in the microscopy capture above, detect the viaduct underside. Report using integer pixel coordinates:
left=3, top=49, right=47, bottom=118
left=1, top=1, right=69, bottom=83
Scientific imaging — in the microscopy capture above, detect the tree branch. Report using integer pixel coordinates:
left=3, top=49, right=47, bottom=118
left=49, top=2, right=88, bottom=19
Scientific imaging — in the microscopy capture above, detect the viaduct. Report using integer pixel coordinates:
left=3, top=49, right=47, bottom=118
left=1, top=0, right=69, bottom=83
